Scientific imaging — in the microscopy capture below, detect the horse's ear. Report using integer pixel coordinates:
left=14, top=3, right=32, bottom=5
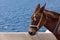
left=41, top=3, right=46, bottom=11
left=34, top=4, right=40, bottom=13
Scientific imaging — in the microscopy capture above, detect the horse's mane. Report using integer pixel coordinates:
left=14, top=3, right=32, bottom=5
left=45, top=10, right=60, bottom=18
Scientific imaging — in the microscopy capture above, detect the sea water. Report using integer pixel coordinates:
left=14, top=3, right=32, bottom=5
left=0, top=0, right=60, bottom=32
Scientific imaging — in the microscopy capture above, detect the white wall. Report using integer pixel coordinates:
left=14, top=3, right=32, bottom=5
left=0, top=32, right=57, bottom=40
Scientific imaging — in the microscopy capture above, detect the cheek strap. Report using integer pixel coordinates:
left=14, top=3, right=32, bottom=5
left=30, top=13, right=43, bottom=29
left=36, top=13, right=43, bottom=29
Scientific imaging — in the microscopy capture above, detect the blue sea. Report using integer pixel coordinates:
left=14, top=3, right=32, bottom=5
left=0, top=0, right=60, bottom=32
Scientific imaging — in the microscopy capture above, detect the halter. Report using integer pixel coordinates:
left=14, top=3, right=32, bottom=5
left=30, top=13, right=43, bottom=29
left=53, top=17, right=60, bottom=34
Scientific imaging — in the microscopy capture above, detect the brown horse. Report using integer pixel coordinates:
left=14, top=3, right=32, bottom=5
left=28, top=3, right=60, bottom=40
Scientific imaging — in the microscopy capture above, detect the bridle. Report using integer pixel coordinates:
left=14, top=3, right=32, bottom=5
left=30, top=12, right=60, bottom=34
left=30, top=13, right=44, bottom=29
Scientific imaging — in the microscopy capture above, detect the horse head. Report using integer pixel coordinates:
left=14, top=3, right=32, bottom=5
left=29, top=3, right=46, bottom=35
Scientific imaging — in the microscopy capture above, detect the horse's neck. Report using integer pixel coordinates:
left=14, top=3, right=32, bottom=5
left=44, top=10, right=60, bottom=18
left=44, top=10, right=59, bottom=32
left=44, top=17, right=58, bottom=32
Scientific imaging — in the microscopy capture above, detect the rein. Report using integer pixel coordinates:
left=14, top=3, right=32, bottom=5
left=53, top=17, right=60, bottom=34
left=30, top=13, right=43, bottom=29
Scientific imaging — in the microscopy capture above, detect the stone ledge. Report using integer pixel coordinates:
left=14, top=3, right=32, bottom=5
left=0, top=32, right=57, bottom=40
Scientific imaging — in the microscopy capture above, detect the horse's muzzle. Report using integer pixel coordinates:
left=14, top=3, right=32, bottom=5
left=28, top=31, right=36, bottom=35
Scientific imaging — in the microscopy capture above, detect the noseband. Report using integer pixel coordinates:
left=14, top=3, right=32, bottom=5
left=30, top=13, right=43, bottom=29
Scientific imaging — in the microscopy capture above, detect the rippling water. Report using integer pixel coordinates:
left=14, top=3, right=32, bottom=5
left=0, top=0, right=60, bottom=32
